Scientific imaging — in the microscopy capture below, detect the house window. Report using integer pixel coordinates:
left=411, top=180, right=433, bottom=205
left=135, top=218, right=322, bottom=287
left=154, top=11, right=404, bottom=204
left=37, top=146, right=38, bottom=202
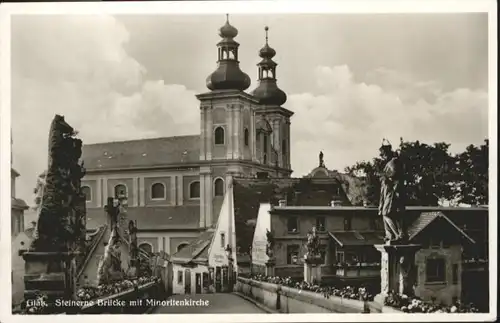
left=316, top=217, right=326, bottom=231
left=344, top=217, right=352, bottom=231
left=287, top=217, right=299, bottom=233
left=177, top=271, right=183, bottom=284
left=426, top=258, right=446, bottom=283
left=81, top=186, right=91, bottom=202
left=220, top=233, right=225, bottom=248
left=452, top=264, right=459, bottom=284
left=287, top=245, right=300, bottom=264
left=214, top=126, right=225, bottom=145
left=189, top=181, right=200, bottom=199
left=114, top=184, right=127, bottom=198
left=214, top=178, right=224, bottom=197
left=244, top=128, right=249, bottom=146
left=151, top=182, right=166, bottom=200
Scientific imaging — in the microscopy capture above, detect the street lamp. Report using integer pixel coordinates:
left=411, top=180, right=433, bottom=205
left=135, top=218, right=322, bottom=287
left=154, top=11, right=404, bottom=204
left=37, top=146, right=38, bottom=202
left=225, top=244, right=233, bottom=292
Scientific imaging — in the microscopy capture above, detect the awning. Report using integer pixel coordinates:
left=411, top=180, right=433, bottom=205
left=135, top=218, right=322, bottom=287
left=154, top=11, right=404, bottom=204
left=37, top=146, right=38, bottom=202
left=328, top=231, right=385, bottom=247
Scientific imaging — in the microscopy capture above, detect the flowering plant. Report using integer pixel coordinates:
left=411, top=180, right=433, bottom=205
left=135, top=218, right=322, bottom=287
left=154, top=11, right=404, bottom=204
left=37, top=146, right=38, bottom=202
left=384, top=291, right=480, bottom=313
left=242, top=274, right=374, bottom=301
left=76, top=275, right=160, bottom=301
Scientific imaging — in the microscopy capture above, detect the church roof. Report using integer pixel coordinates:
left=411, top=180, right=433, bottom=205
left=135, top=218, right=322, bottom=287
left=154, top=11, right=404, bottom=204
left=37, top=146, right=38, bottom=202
left=86, top=205, right=201, bottom=231
left=82, top=135, right=200, bottom=171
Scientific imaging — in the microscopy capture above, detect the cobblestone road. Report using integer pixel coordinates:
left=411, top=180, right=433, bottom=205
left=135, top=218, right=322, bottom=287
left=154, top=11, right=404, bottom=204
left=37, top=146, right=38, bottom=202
left=152, top=293, right=268, bottom=314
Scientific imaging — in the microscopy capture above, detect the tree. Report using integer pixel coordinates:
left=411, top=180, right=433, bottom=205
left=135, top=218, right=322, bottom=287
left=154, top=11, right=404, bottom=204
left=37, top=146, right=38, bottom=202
left=453, top=139, right=489, bottom=205
left=345, top=140, right=457, bottom=206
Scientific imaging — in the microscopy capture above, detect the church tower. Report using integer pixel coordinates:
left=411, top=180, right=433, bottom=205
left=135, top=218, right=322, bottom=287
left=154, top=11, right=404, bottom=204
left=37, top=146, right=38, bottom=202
left=196, top=15, right=260, bottom=228
left=251, top=27, right=294, bottom=171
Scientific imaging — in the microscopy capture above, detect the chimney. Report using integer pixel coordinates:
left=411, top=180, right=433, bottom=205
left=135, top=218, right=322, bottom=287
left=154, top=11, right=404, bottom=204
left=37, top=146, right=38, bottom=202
left=278, top=199, right=286, bottom=207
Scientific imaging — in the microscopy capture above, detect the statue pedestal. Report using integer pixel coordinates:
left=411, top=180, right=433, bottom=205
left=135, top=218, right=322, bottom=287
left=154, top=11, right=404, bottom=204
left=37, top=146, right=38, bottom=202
left=304, top=255, right=323, bottom=284
left=22, top=251, right=78, bottom=313
left=371, top=243, right=422, bottom=313
left=265, top=258, right=276, bottom=277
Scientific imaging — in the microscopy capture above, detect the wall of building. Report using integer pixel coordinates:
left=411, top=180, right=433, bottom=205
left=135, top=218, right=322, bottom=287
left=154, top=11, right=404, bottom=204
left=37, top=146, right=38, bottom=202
left=82, top=169, right=200, bottom=209
left=172, top=263, right=209, bottom=294
left=414, top=246, right=462, bottom=305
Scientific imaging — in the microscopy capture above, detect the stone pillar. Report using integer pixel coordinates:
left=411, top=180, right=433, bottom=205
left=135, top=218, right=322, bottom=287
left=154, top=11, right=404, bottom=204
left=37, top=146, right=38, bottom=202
left=22, top=251, right=78, bottom=313
left=250, top=110, right=258, bottom=162
left=265, top=258, right=276, bottom=277
left=303, top=255, right=323, bottom=284
left=200, top=108, right=206, bottom=160
left=371, top=243, right=422, bottom=312
left=206, top=108, right=213, bottom=160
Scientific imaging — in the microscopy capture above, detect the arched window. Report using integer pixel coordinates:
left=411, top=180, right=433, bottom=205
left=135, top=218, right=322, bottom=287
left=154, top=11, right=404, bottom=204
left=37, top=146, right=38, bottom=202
left=244, top=128, right=249, bottom=146
left=139, top=242, right=153, bottom=254
left=189, top=181, right=200, bottom=199
left=151, top=182, right=166, bottom=200
left=214, top=178, right=224, bottom=197
left=81, top=186, right=92, bottom=202
left=214, top=126, right=225, bottom=145
left=114, top=184, right=127, bottom=198
left=177, top=242, right=189, bottom=252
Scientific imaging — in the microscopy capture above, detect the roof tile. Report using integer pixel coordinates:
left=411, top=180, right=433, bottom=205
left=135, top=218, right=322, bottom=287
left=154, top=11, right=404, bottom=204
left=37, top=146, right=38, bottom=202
left=82, top=135, right=200, bottom=171
left=171, top=230, right=214, bottom=263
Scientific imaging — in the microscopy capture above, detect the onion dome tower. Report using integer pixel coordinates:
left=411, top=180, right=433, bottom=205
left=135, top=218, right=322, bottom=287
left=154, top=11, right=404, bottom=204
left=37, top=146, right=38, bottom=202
left=251, top=26, right=287, bottom=106
left=206, top=14, right=251, bottom=91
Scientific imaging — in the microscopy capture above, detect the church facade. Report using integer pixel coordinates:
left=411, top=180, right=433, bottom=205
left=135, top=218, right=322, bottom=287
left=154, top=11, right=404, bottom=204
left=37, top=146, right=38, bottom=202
left=82, top=16, right=293, bottom=257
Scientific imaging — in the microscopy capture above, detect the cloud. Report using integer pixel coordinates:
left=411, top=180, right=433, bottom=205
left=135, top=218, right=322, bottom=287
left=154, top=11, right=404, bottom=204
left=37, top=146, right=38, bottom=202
left=11, top=16, right=199, bottom=203
left=287, top=65, right=488, bottom=177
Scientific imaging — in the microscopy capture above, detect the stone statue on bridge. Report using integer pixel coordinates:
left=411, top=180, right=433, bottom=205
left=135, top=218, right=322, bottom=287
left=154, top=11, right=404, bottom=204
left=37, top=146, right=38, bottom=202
left=305, top=226, right=321, bottom=259
left=378, top=139, right=407, bottom=243
left=265, top=229, right=275, bottom=258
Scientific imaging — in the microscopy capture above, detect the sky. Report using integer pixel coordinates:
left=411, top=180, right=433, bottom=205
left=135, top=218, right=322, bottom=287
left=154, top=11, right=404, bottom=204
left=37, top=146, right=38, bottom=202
left=10, top=13, right=489, bottom=205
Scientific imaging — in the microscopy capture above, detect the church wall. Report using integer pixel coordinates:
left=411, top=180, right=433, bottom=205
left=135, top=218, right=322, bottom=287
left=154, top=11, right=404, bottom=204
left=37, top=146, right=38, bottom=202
left=138, top=237, right=159, bottom=252
left=212, top=106, right=227, bottom=159
left=242, top=108, right=252, bottom=160
left=107, top=178, right=135, bottom=204
left=170, top=237, right=197, bottom=255
left=82, top=179, right=98, bottom=208
left=144, top=176, right=172, bottom=206
left=183, top=175, right=201, bottom=205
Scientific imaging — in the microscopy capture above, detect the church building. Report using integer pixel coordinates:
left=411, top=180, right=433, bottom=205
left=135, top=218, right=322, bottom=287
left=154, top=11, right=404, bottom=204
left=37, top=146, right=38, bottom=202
left=82, top=16, right=293, bottom=258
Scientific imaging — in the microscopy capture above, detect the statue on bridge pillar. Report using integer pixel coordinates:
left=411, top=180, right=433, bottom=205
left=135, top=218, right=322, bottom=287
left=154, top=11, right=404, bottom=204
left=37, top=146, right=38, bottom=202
left=304, top=226, right=322, bottom=284
left=265, top=229, right=276, bottom=276
left=378, top=139, right=407, bottom=243
left=371, top=138, right=422, bottom=312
